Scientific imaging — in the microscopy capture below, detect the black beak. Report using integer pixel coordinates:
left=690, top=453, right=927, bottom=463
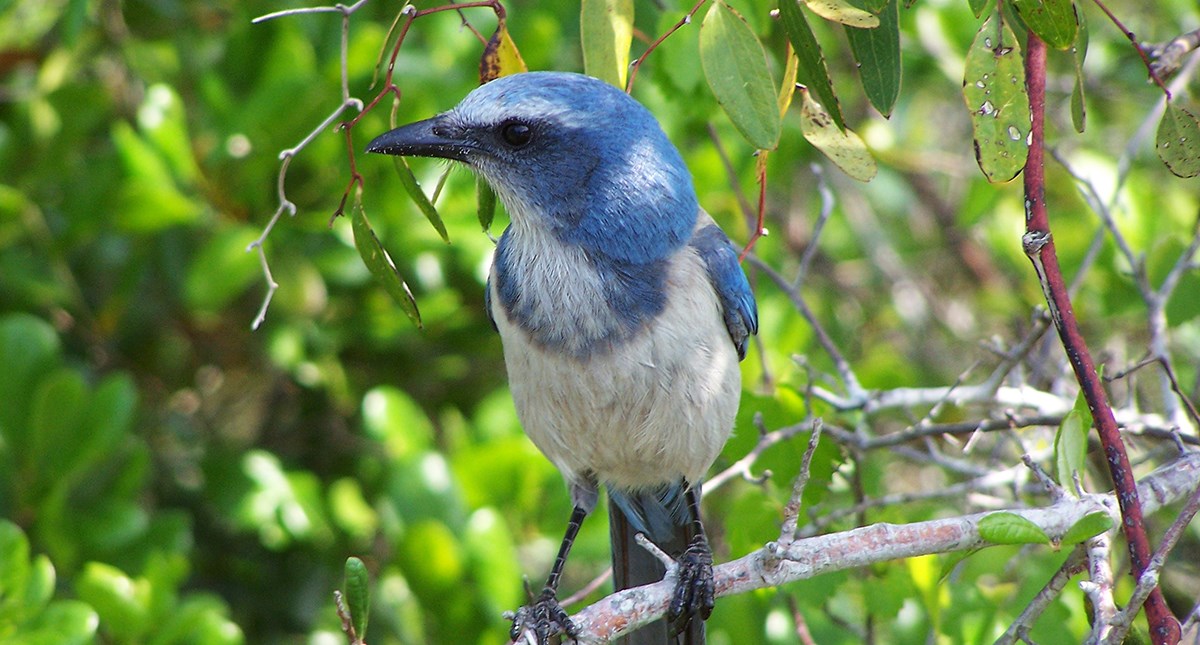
left=365, top=114, right=473, bottom=162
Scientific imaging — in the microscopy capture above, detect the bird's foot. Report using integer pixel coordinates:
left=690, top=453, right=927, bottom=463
left=666, top=534, right=715, bottom=635
left=509, top=588, right=579, bottom=644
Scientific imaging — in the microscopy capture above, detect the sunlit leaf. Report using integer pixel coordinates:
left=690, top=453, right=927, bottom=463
left=581, top=0, right=633, bottom=89
left=1054, top=410, right=1088, bottom=493
left=845, top=0, right=900, bottom=117
left=778, top=0, right=846, bottom=131
left=962, top=13, right=1030, bottom=183
left=1061, top=511, right=1113, bottom=545
left=700, top=1, right=782, bottom=150
left=778, top=52, right=800, bottom=118
left=803, top=0, right=878, bottom=26
left=1012, top=0, right=1078, bottom=50
left=1157, top=103, right=1200, bottom=178
left=344, top=557, right=370, bottom=638
left=978, top=512, right=1051, bottom=545
left=390, top=156, right=449, bottom=243
left=799, top=87, right=877, bottom=181
left=479, top=20, right=528, bottom=84
left=350, top=203, right=421, bottom=328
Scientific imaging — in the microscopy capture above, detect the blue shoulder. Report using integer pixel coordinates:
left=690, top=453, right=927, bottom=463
left=690, top=224, right=758, bottom=360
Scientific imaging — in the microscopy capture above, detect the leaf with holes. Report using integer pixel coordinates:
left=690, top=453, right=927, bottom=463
left=963, top=13, right=1030, bottom=183
left=779, top=0, right=845, bottom=131
left=581, top=0, right=633, bottom=89
left=1157, top=103, right=1200, bottom=178
left=799, top=87, right=876, bottom=182
left=479, top=20, right=528, bottom=84
left=803, top=0, right=878, bottom=27
left=978, top=512, right=1050, bottom=545
left=1012, top=0, right=1078, bottom=50
left=846, top=0, right=900, bottom=117
left=700, top=1, right=781, bottom=150
left=351, top=203, right=421, bottom=328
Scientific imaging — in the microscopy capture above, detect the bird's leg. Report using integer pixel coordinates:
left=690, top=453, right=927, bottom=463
left=510, top=505, right=587, bottom=644
left=667, top=487, right=716, bottom=636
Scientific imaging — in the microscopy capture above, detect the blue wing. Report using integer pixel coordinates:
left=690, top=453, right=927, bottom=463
left=690, top=223, right=758, bottom=360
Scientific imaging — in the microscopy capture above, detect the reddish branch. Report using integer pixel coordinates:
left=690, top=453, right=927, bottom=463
left=1021, top=34, right=1179, bottom=645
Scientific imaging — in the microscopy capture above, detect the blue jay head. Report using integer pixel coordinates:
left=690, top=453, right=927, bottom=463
left=368, top=72, right=698, bottom=262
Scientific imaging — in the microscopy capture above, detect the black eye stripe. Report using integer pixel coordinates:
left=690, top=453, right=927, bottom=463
left=500, top=120, right=533, bottom=147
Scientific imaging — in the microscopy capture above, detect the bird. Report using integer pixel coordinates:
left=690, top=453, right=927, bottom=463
left=367, top=71, right=757, bottom=644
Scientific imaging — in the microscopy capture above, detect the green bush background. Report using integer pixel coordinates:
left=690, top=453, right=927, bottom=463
left=2, top=0, right=1198, bottom=643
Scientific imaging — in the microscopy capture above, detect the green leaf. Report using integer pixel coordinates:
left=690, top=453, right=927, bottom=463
left=978, top=512, right=1051, bottom=545
left=939, top=547, right=983, bottom=582
left=700, top=1, right=782, bottom=150
left=1054, top=410, right=1088, bottom=493
left=962, top=13, right=1030, bottom=183
left=75, top=562, right=150, bottom=641
left=1157, top=103, right=1200, bottom=178
left=1070, top=11, right=1088, bottom=132
left=1012, top=0, right=1078, bottom=50
left=390, top=157, right=449, bottom=243
left=476, top=176, right=496, bottom=234
left=185, top=226, right=261, bottom=315
left=463, top=508, right=521, bottom=612
left=0, top=314, right=60, bottom=448
left=1061, top=511, right=1113, bottom=545
left=798, top=88, right=877, bottom=181
left=803, top=0, right=878, bottom=27
left=845, top=0, right=900, bottom=117
left=968, top=0, right=992, bottom=18
left=350, top=203, right=421, bottom=328
left=581, top=0, right=634, bottom=89
left=344, top=557, right=371, bottom=638
left=778, top=0, right=846, bottom=131
left=846, top=0, right=888, bottom=13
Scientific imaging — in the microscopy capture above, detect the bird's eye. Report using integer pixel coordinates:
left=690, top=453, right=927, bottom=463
left=500, top=121, right=533, bottom=147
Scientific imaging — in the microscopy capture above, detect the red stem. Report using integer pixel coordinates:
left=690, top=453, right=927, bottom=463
left=1022, top=34, right=1179, bottom=644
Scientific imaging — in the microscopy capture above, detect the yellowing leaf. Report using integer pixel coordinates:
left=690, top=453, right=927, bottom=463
left=700, top=1, right=781, bottom=150
left=479, top=20, right=527, bottom=84
left=803, top=0, right=879, bottom=27
left=799, top=88, right=876, bottom=181
left=581, top=0, right=633, bottom=89
left=778, top=52, right=800, bottom=119
left=962, top=14, right=1030, bottom=183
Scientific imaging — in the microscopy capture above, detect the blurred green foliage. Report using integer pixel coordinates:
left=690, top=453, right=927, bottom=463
left=1, top=0, right=1198, bottom=643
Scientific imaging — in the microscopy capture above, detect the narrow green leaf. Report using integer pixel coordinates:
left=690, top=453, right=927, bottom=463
left=978, top=512, right=1051, bottom=545
left=1157, top=103, right=1200, bottom=178
left=581, top=0, right=634, bottom=89
left=344, top=557, right=371, bottom=638
left=700, top=2, right=782, bottom=150
left=778, top=0, right=846, bottom=131
left=1062, top=511, right=1113, bottom=545
left=962, top=14, right=1030, bottom=183
left=845, top=0, right=900, bottom=117
left=390, top=157, right=449, bottom=243
left=1070, top=10, right=1088, bottom=132
left=1012, top=0, right=1078, bottom=50
left=1054, top=410, right=1088, bottom=493
left=351, top=204, right=422, bottom=328
left=938, top=547, right=982, bottom=582
left=477, top=176, right=496, bottom=234
left=803, top=0, right=878, bottom=27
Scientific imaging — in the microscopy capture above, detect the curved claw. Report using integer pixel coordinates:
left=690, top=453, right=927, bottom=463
left=510, top=589, right=579, bottom=644
left=666, top=534, right=716, bottom=635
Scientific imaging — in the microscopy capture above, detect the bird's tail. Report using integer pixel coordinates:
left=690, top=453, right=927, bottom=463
left=609, top=485, right=705, bottom=645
